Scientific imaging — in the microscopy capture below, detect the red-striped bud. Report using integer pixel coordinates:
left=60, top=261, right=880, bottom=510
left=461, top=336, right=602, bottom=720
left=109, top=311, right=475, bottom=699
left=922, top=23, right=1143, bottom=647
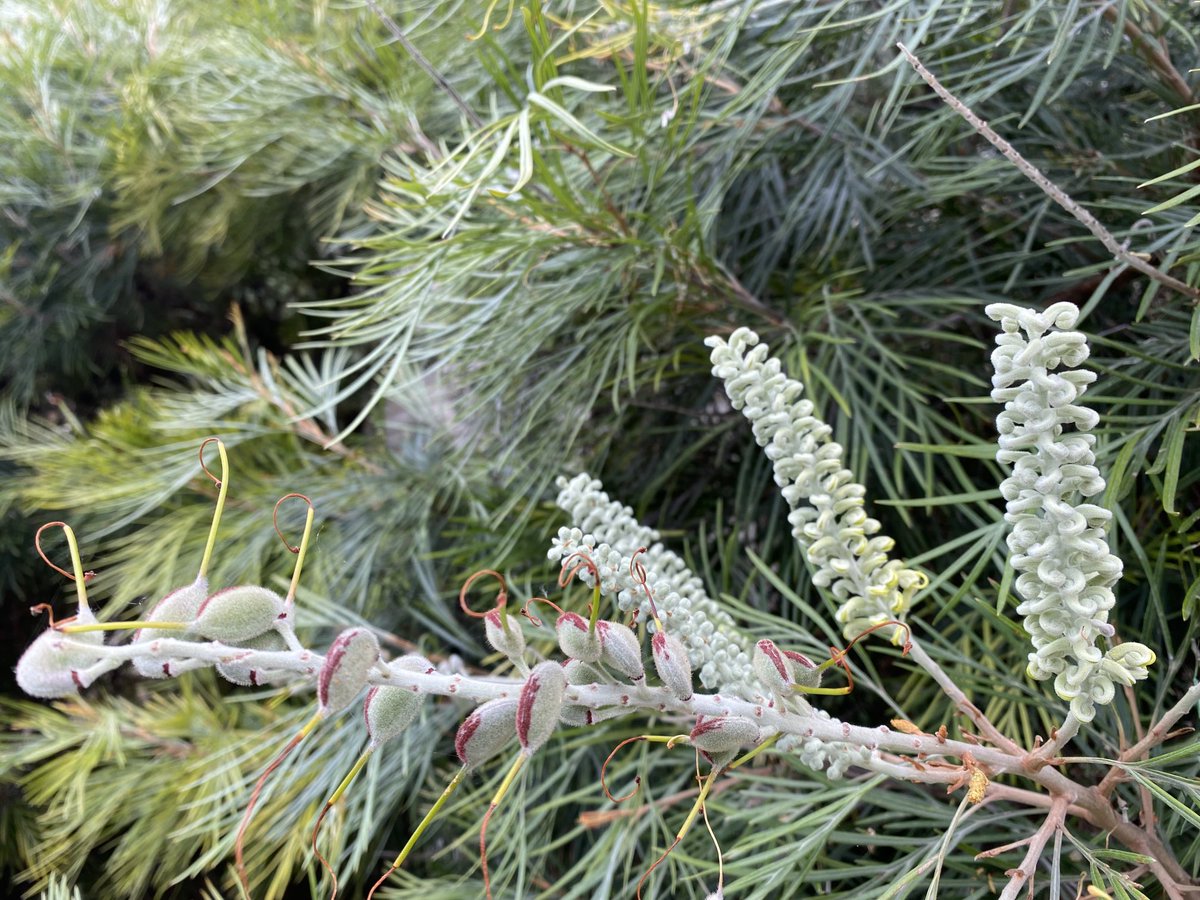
left=689, top=715, right=760, bottom=756
left=364, top=684, right=422, bottom=747
left=753, top=639, right=791, bottom=694
left=484, top=609, right=525, bottom=662
left=456, top=698, right=518, bottom=769
left=192, top=585, right=284, bottom=643
left=652, top=631, right=693, bottom=701
left=517, top=660, right=566, bottom=754
left=596, top=620, right=644, bottom=682
left=563, top=658, right=607, bottom=685
left=753, top=639, right=822, bottom=693
left=318, top=627, right=380, bottom=715
left=784, top=649, right=822, bottom=689
left=556, top=612, right=602, bottom=662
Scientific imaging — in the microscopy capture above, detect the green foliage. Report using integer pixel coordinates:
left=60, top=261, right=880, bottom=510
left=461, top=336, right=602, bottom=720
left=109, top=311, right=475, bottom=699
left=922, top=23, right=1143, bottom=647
left=3, top=0, right=1200, bottom=898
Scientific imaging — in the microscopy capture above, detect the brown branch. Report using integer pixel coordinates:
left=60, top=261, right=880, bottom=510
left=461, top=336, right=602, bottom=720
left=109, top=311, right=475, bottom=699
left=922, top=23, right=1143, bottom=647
left=364, top=0, right=483, bottom=129
left=998, top=796, right=1067, bottom=900
left=1098, top=681, right=1200, bottom=797
left=1100, top=4, right=1193, bottom=106
left=897, top=43, right=1200, bottom=304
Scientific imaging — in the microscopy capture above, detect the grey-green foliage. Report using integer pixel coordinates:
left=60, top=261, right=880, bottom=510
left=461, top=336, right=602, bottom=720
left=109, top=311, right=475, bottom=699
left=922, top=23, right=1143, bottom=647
left=3, top=0, right=1200, bottom=898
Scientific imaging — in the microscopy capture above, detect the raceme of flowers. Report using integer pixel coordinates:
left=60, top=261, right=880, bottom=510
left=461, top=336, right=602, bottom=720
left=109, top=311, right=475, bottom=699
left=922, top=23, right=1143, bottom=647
left=705, top=328, right=927, bottom=641
left=548, top=473, right=756, bottom=696
left=986, top=301, right=1154, bottom=722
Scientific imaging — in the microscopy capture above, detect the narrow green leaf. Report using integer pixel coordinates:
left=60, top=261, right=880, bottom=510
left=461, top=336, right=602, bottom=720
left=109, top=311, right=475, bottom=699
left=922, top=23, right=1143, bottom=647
left=526, top=93, right=631, bottom=157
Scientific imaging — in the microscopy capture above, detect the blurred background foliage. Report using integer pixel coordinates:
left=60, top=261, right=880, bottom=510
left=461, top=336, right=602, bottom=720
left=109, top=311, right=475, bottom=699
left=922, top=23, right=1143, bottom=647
left=1, top=0, right=1199, bottom=897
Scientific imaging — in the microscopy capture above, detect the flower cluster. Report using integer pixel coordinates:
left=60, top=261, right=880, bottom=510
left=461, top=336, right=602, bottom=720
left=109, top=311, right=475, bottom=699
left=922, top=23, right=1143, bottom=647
left=705, top=328, right=925, bottom=640
left=986, top=302, right=1154, bottom=722
left=549, top=473, right=757, bottom=695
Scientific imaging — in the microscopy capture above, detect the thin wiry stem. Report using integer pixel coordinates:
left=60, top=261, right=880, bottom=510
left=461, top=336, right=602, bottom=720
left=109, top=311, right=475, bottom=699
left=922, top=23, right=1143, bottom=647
left=897, top=42, right=1200, bottom=303
left=364, top=0, right=483, bottom=129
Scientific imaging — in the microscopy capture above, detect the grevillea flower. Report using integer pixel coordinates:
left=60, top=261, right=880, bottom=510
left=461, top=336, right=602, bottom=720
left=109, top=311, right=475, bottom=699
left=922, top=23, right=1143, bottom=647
left=986, top=302, right=1154, bottom=722
left=706, top=328, right=925, bottom=641
left=549, top=475, right=755, bottom=694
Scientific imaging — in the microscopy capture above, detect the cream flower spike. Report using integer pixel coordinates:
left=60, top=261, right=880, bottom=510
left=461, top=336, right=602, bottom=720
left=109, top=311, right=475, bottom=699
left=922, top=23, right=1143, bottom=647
left=986, top=302, right=1154, bottom=722
left=550, top=474, right=756, bottom=696
left=705, top=328, right=925, bottom=641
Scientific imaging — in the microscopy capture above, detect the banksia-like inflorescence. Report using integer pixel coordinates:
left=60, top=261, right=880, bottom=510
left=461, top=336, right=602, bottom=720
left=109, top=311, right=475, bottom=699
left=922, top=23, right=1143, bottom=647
left=706, top=328, right=926, bottom=641
left=549, top=474, right=755, bottom=694
left=986, top=301, right=1155, bottom=722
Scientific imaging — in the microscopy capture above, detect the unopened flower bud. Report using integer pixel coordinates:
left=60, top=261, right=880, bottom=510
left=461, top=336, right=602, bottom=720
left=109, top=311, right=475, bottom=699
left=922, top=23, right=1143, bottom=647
left=753, top=639, right=791, bottom=694
left=784, top=650, right=822, bottom=690
left=563, top=658, right=607, bottom=685
left=393, top=653, right=436, bottom=674
left=16, top=609, right=105, bottom=699
left=318, top=627, right=381, bottom=715
left=456, top=698, right=518, bottom=769
left=652, top=631, right=693, bottom=701
left=484, top=609, right=525, bottom=662
left=517, top=660, right=566, bottom=754
left=216, top=630, right=287, bottom=686
left=753, top=639, right=822, bottom=693
left=192, top=585, right=284, bottom=643
left=132, top=577, right=208, bottom=678
left=689, top=715, right=760, bottom=756
left=559, top=704, right=595, bottom=727
left=364, top=685, right=423, bottom=747
left=597, top=620, right=644, bottom=682
left=556, top=612, right=602, bottom=662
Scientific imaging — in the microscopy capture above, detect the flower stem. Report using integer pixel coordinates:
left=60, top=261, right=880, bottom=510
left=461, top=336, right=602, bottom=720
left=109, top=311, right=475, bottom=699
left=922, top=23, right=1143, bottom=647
left=198, top=439, right=229, bottom=580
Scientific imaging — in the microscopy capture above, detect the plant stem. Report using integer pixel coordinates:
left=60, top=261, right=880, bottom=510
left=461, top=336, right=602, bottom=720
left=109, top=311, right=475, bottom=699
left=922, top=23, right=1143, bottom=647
left=897, top=42, right=1200, bottom=303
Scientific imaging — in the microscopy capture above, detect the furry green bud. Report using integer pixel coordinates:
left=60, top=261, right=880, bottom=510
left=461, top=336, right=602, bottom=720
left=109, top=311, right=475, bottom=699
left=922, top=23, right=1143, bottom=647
left=652, top=631, right=693, bottom=701
left=16, top=609, right=105, bottom=699
left=517, top=661, right=566, bottom=754
left=364, top=685, right=422, bottom=747
left=753, top=639, right=821, bottom=692
left=597, top=620, right=644, bottom=682
left=484, top=609, right=525, bottom=662
left=393, top=653, right=436, bottom=674
left=689, top=715, right=760, bottom=756
left=318, top=627, right=381, bottom=715
left=215, top=630, right=287, bottom=686
left=784, top=650, right=822, bottom=689
left=563, top=658, right=607, bottom=685
left=132, top=577, right=208, bottom=678
left=192, top=585, right=284, bottom=642
left=456, top=698, right=518, bottom=769
left=556, top=612, right=602, bottom=662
